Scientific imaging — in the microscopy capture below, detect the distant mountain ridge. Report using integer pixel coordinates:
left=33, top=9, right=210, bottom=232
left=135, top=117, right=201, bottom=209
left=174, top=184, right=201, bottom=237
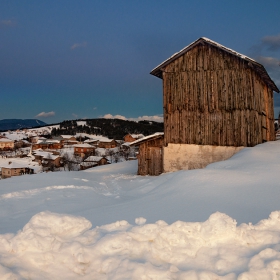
left=0, top=119, right=47, bottom=131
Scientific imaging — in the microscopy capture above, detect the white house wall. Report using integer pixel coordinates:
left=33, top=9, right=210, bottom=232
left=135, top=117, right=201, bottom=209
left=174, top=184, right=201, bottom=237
left=163, top=144, right=243, bottom=172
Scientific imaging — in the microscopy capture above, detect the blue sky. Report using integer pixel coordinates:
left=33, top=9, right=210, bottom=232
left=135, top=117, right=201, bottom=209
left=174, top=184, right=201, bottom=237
left=1, top=0, right=280, bottom=124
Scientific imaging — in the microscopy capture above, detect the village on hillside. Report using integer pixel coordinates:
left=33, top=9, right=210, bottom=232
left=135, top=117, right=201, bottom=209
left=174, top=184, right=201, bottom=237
left=0, top=123, right=149, bottom=179
left=1, top=38, right=280, bottom=181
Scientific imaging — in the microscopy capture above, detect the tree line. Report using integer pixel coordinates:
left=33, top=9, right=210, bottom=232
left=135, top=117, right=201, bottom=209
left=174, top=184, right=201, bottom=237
left=51, top=118, right=163, bottom=139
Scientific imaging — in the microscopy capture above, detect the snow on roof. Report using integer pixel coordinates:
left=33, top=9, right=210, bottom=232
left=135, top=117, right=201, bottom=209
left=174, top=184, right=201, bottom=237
left=150, top=37, right=279, bottom=93
left=99, top=139, right=115, bottom=143
left=32, top=151, right=59, bottom=160
left=83, top=156, right=105, bottom=162
left=73, top=143, right=95, bottom=148
left=1, top=161, right=33, bottom=169
left=61, top=135, right=75, bottom=139
left=80, top=162, right=98, bottom=167
left=36, top=139, right=60, bottom=144
left=84, top=139, right=99, bottom=143
left=130, top=134, right=144, bottom=139
left=130, top=132, right=164, bottom=146
left=0, top=138, right=14, bottom=143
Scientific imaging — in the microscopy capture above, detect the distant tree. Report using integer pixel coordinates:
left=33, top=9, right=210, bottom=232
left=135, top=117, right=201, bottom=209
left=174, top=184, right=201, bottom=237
left=112, top=148, right=121, bottom=163
left=106, top=149, right=115, bottom=163
left=61, top=152, right=74, bottom=171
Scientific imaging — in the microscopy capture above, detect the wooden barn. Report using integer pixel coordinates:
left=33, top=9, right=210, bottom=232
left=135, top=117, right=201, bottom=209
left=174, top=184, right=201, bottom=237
left=150, top=37, right=279, bottom=172
left=130, top=133, right=164, bottom=176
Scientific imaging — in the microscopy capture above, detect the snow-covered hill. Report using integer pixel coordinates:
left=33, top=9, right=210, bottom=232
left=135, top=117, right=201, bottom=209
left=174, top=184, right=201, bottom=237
left=0, top=141, right=280, bottom=279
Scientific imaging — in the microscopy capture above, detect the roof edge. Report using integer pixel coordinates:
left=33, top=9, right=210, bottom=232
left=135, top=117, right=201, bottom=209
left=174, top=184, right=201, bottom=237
left=150, top=37, right=279, bottom=93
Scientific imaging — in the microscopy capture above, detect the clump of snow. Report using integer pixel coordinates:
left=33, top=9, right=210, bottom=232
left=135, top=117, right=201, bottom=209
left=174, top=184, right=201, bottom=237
left=76, top=121, right=87, bottom=126
left=1, top=211, right=280, bottom=279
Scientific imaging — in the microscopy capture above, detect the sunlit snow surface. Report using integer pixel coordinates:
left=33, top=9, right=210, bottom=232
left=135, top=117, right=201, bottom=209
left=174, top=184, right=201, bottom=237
left=1, top=141, right=280, bottom=279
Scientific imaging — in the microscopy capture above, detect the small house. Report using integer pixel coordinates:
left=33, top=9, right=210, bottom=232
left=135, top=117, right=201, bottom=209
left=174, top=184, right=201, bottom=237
left=1, top=161, right=34, bottom=179
left=60, top=135, right=78, bottom=145
left=130, top=133, right=164, bottom=176
left=80, top=156, right=109, bottom=170
left=32, top=150, right=61, bottom=170
left=84, top=139, right=99, bottom=145
left=98, top=139, right=117, bottom=149
left=123, top=134, right=144, bottom=143
left=73, top=143, right=95, bottom=157
left=32, top=139, right=62, bottom=150
left=0, top=138, right=14, bottom=150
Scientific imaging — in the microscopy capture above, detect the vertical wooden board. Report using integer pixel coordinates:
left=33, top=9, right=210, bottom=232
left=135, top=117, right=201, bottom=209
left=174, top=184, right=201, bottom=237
left=148, top=147, right=163, bottom=176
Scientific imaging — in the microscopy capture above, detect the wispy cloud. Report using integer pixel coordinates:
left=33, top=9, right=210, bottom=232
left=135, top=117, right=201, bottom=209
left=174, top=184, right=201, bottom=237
left=256, top=56, right=280, bottom=68
left=35, top=111, right=55, bottom=118
left=249, top=35, right=280, bottom=90
left=101, top=114, right=163, bottom=122
left=261, top=34, right=280, bottom=51
left=0, top=19, right=16, bottom=28
left=72, top=113, right=78, bottom=118
left=70, top=41, right=87, bottom=50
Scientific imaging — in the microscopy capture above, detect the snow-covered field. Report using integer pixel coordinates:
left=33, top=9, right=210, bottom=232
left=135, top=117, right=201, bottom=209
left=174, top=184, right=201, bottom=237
left=0, top=141, right=280, bottom=279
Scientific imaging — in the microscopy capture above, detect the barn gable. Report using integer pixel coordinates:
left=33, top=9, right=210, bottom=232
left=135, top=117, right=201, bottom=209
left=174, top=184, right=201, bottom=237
left=151, top=37, right=279, bottom=93
left=150, top=37, right=279, bottom=173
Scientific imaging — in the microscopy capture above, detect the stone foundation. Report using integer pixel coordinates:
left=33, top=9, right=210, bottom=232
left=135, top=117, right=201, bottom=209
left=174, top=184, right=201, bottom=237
left=163, top=144, right=243, bottom=172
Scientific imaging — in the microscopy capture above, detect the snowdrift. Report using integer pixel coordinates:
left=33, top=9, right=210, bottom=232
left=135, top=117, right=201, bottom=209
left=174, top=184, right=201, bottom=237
left=1, top=211, right=280, bottom=279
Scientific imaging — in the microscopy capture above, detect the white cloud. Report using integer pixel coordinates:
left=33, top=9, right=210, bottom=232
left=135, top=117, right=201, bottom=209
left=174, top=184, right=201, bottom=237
left=102, top=114, right=127, bottom=120
left=70, top=41, right=87, bottom=50
left=72, top=113, right=78, bottom=118
left=101, top=114, right=163, bottom=122
left=35, top=111, right=55, bottom=118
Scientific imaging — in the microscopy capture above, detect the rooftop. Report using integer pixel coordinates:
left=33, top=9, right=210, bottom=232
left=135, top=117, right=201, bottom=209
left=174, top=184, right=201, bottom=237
left=150, top=37, right=279, bottom=93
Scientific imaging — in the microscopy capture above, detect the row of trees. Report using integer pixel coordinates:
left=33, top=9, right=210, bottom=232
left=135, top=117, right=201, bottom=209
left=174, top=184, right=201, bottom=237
left=51, top=118, right=163, bottom=139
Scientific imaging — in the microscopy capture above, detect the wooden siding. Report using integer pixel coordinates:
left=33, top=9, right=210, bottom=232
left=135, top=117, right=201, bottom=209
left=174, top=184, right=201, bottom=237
left=137, top=137, right=163, bottom=176
left=162, top=44, right=275, bottom=147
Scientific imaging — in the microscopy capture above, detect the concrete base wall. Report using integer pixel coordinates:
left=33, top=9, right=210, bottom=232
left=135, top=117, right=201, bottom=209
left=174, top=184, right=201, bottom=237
left=163, top=144, right=243, bottom=172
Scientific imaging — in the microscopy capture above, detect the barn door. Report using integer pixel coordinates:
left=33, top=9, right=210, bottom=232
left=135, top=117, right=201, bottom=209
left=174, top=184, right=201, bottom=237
left=147, top=147, right=163, bottom=176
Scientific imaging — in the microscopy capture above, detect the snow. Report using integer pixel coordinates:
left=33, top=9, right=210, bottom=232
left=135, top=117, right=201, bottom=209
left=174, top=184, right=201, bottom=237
left=84, top=156, right=105, bottom=162
left=73, top=143, right=95, bottom=148
left=0, top=157, right=41, bottom=173
left=0, top=139, right=14, bottom=143
left=75, top=133, right=113, bottom=142
left=0, top=141, right=280, bottom=278
left=77, top=121, right=87, bottom=126
left=0, top=125, right=60, bottom=141
left=32, top=150, right=60, bottom=160
left=130, top=132, right=164, bottom=146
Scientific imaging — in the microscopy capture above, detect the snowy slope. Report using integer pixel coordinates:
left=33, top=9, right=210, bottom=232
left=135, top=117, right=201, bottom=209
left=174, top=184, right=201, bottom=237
left=0, top=141, right=280, bottom=279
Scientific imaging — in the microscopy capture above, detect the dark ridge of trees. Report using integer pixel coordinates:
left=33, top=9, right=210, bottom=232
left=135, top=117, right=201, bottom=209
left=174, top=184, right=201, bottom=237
left=51, top=118, right=164, bottom=139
